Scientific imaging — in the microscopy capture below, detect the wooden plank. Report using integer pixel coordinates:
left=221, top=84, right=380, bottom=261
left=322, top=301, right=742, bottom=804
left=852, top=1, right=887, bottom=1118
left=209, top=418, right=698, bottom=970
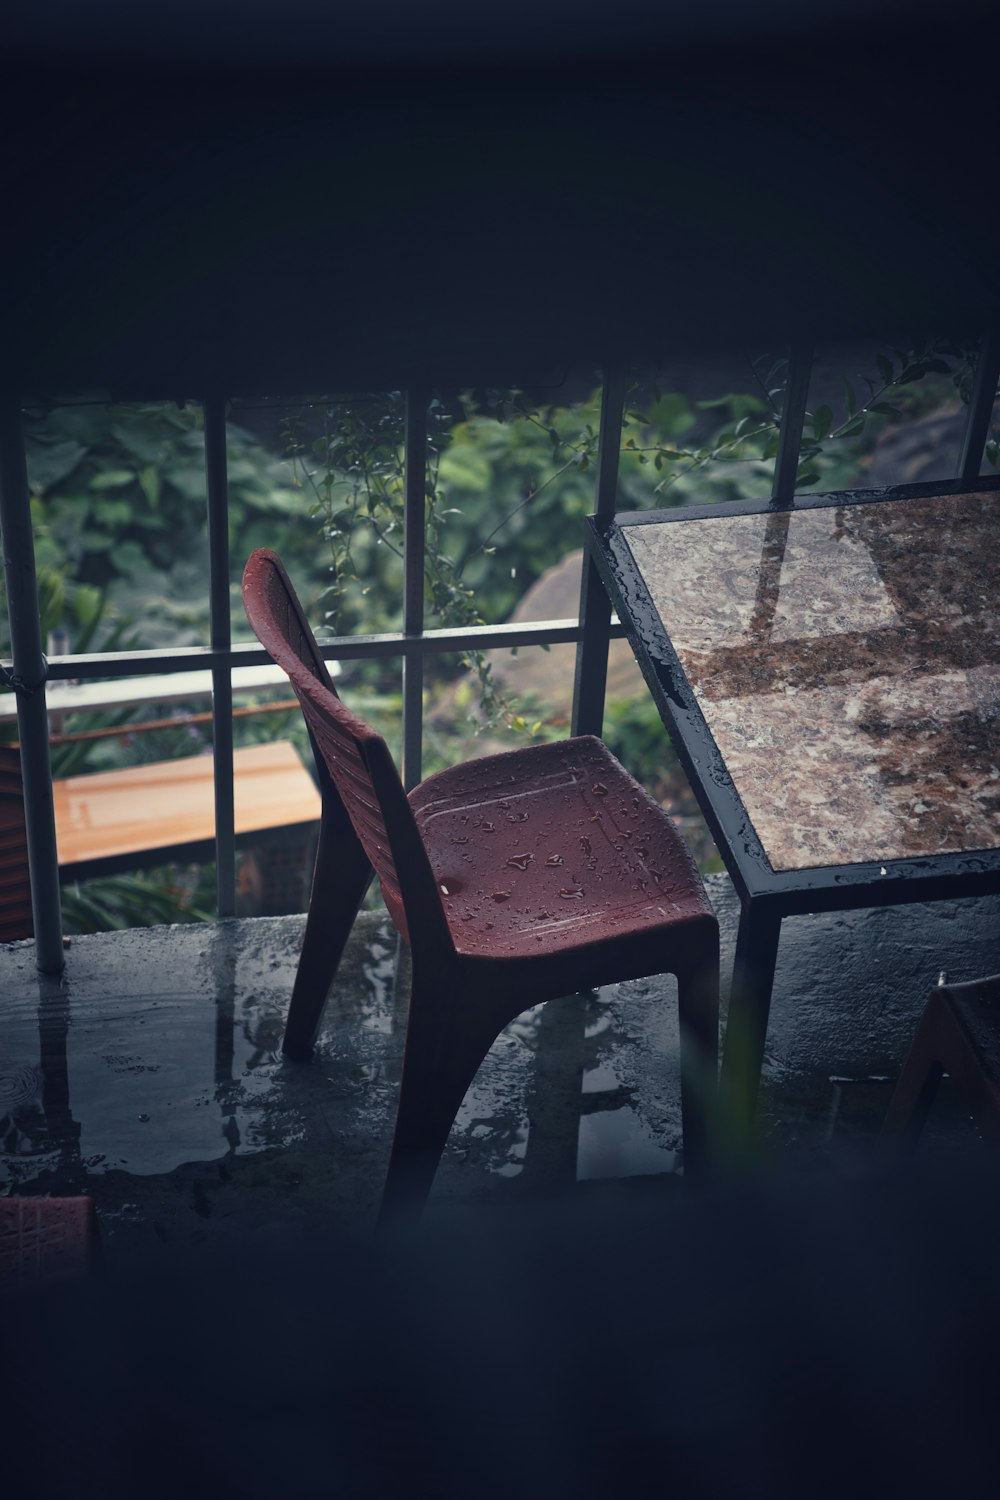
left=53, top=741, right=320, bottom=869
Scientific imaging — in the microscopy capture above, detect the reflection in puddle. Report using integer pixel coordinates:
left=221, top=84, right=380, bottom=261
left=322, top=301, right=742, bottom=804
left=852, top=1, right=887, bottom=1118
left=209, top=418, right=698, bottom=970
left=582, top=1061, right=620, bottom=1094
left=492, top=1117, right=529, bottom=1177
left=359, top=936, right=398, bottom=1034
left=454, top=1031, right=534, bottom=1179
left=584, top=1013, right=614, bottom=1040
left=461, top=1113, right=530, bottom=1177
left=576, top=1106, right=677, bottom=1180
left=506, top=1003, right=546, bottom=1049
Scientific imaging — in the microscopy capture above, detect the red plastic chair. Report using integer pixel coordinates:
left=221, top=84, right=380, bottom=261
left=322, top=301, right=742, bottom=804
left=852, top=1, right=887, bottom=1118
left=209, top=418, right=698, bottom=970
left=884, top=974, right=1000, bottom=1151
left=242, top=549, right=720, bottom=1225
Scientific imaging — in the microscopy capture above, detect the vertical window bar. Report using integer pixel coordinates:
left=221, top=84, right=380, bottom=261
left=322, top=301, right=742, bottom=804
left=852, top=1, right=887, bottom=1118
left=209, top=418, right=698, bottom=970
left=771, top=342, right=813, bottom=503
left=957, top=328, right=1000, bottom=480
left=204, top=396, right=236, bottom=918
left=571, top=366, right=626, bottom=737
left=402, top=388, right=426, bottom=791
left=0, top=399, right=64, bottom=972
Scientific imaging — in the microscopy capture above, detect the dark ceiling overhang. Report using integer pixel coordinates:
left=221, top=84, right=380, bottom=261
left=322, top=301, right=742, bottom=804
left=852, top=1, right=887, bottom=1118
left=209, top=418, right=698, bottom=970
left=2, top=2, right=997, bottom=396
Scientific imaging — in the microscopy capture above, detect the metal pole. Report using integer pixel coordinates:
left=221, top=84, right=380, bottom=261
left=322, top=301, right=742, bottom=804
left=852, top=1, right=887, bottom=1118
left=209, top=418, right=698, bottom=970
left=771, top=342, right=813, bottom=504
left=204, top=396, right=236, bottom=918
left=402, top=388, right=426, bottom=791
left=957, top=328, right=1000, bottom=480
left=0, top=399, right=64, bottom=972
left=571, top=366, right=626, bottom=737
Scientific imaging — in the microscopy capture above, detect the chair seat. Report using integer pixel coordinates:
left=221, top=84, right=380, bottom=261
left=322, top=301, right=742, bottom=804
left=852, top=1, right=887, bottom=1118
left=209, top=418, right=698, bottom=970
left=410, top=736, right=712, bottom=961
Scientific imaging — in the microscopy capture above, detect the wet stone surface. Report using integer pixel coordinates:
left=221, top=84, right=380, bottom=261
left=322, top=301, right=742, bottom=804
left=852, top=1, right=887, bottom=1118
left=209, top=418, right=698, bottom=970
left=625, top=490, right=1000, bottom=870
left=1, top=880, right=998, bottom=1267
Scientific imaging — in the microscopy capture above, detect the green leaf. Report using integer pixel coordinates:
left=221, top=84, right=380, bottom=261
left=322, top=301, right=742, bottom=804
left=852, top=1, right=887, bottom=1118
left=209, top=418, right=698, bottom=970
left=795, top=470, right=820, bottom=488
left=137, top=465, right=161, bottom=509
left=25, top=438, right=88, bottom=494
left=842, top=378, right=856, bottom=417
left=876, top=353, right=894, bottom=386
left=89, top=469, right=135, bottom=490
left=868, top=402, right=901, bottom=418
left=811, top=403, right=832, bottom=440
left=839, top=414, right=867, bottom=438
left=92, top=499, right=132, bottom=527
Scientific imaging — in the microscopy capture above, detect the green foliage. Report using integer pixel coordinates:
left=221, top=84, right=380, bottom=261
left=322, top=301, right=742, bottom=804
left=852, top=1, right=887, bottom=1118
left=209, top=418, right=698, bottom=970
left=1, top=400, right=313, bottom=660
left=434, top=393, right=601, bottom=621
left=283, top=389, right=600, bottom=729
left=613, top=337, right=985, bottom=508
left=602, top=693, right=678, bottom=794
left=61, top=864, right=214, bottom=934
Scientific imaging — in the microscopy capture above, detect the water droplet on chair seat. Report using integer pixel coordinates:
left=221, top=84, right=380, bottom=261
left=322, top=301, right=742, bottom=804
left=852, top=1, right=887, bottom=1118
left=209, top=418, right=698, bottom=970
left=560, top=887, right=584, bottom=900
left=592, top=783, right=608, bottom=796
left=506, top=853, right=533, bottom=871
left=492, top=891, right=511, bottom=902
left=545, top=854, right=564, bottom=866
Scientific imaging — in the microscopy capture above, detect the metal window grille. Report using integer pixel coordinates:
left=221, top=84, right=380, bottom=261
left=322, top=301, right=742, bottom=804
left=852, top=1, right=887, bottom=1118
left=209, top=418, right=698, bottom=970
left=3, top=342, right=998, bottom=974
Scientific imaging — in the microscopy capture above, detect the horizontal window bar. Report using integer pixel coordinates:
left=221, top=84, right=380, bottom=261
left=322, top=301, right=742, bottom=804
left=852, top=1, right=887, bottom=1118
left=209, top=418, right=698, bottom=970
left=3, top=617, right=627, bottom=684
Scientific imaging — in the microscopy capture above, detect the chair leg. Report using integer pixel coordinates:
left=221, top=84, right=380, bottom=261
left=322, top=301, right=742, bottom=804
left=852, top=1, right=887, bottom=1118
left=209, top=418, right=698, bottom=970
left=676, top=933, right=720, bottom=1178
left=282, top=807, right=372, bottom=1060
left=883, top=989, right=960, bottom=1152
left=377, top=977, right=505, bottom=1233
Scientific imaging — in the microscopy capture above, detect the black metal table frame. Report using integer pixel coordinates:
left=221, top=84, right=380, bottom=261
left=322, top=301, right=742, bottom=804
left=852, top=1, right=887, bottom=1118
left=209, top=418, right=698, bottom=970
left=585, top=474, right=1000, bottom=1129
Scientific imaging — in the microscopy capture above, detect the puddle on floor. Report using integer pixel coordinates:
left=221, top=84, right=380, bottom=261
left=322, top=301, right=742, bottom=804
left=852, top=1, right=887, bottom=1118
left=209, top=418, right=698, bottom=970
left=576, top=1105, right=677, bottom=1180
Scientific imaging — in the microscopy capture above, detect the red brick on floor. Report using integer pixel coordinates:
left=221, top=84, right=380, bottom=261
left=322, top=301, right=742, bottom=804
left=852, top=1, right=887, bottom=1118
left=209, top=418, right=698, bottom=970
left=0, top=1197, right=100, bottom=1284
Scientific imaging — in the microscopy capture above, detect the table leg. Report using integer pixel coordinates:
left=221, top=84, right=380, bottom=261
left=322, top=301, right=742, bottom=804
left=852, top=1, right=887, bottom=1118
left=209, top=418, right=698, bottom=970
left=719, top=901, right=782, bottom=1144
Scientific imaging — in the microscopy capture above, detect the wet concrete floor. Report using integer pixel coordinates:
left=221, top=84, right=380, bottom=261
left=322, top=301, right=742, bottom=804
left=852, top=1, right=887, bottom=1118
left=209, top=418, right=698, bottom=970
left=1, top=876, right=998, bottom=1267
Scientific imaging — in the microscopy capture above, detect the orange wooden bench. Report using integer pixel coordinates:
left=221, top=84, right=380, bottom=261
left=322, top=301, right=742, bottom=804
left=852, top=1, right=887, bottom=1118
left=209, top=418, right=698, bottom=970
left=52, top=740, right=321, bottom=879
left=1, top=741, right=321, bottom=938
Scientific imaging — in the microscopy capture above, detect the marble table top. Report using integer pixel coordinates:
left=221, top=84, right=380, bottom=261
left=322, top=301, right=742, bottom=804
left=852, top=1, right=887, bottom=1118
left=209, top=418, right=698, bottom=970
left=622, top=490, right=1000, bottom=872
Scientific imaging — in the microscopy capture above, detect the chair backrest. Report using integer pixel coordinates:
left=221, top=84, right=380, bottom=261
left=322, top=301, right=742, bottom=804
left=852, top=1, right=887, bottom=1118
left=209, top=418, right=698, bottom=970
left=241, top=550, right=445, bottom=952
left=0, top=744, right=33, bottom=941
